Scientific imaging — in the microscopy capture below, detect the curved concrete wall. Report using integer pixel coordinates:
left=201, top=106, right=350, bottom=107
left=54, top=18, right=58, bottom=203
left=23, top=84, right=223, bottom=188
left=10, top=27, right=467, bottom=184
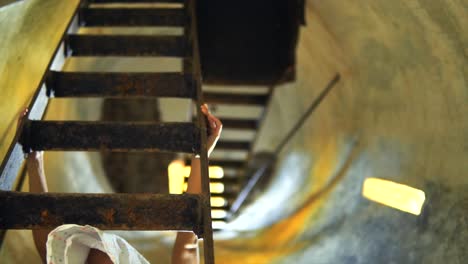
left=216, top=1, right=467, bottom=263
left=1, top=0, right=467, bottom=263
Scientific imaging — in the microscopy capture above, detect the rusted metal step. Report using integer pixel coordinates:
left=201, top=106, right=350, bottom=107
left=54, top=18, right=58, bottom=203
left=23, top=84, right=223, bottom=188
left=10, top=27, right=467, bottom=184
left=209, top=160, right=244, bottom=169
left=90, top=0, right=183, bottom=3
left=217, top=189, right=238, bottom=199
left=211, top=205, right=229, bottom=211
left=216, top=140, right=250, bottom=151
left=211, top=178, right=240, bottom=185
left=204, top=92, right=268, bottom=105
left=82, top=8, right=185, bottom=27
left=20, top=121, right=200, bottom=153
left=211, top=216, right=227, bottom=221
left=67, top=35, right=184, bottom=57
left=222, top=169, right=242, bottom=179
left=0, top=191, right=202, bottom=234
left=222, top=183, right=241, bottom=194
left=195, top=117, right=258, bottom=130
left=47, top=71, right=195, bottom=98
left=217, top=192, right=237, bottom=200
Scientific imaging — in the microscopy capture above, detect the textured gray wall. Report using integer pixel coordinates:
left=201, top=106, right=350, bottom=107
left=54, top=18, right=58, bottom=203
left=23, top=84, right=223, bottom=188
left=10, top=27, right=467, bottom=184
left=231, top=1, right=467, bottom=263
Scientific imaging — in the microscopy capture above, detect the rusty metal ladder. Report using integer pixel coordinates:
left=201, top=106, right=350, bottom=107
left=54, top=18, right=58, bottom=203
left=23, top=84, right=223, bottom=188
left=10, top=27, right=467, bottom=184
left=0, top=0, right=215, bottom=262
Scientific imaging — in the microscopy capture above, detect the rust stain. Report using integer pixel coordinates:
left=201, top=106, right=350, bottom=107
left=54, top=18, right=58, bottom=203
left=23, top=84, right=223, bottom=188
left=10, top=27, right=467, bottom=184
left=127, top=209, right=137, bottom=225
left=40, top=209, right=49, bottom=222
left=100, top=208, right=116, bottom=224
left=39, top=209, right=59, bottom=226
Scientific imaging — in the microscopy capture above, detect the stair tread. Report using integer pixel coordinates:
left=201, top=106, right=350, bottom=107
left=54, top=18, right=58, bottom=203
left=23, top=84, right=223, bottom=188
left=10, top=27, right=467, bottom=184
left=0, top=191, right=202, bottom=233
left=82, top=8, right=185, bottom=27
left=204, top=92, right=268, bottom=105
left=197, top=118, right=258, bottom=130
left=47, top=71, right=195, bottom=98
left=216, top=140, right=251, bottom=150
left=209, top=160, right=245, bottom=168
left=90, top=0, right=183, bottom=3
left=67, top=34, right=185, bottom=57
left=20, top=121, right=200, bottom=153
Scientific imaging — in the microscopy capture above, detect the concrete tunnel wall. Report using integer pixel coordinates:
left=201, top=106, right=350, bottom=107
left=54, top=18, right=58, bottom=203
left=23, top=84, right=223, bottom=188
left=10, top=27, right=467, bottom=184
left=1, top=0, right=467, bottom=263
left=219, top=1, right=467, bottom=263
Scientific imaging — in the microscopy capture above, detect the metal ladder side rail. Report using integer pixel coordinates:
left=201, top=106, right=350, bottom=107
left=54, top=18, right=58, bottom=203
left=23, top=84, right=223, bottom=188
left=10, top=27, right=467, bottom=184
left=184, top=0, right=215, bottom=263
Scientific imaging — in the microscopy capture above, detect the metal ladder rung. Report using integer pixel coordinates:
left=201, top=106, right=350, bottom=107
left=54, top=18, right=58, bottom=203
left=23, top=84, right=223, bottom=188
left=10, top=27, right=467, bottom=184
left=89, top=0, right=184, bottom=3
left=204, top=92, right=268, bottom=105
left=216, top=140, right=251, bottom=151
left=67, top=34, right=185, bottom=57
left=47, top=71, right=195, bottom=98
left=208, top=160, right=245, bottom=169
left=220, top=118, right=258, bottom=130
left=82, top=8, right=186, bottom=27
left=0, top=191, right=203, bottom=235
left=20, top=121, right=200, bottom=153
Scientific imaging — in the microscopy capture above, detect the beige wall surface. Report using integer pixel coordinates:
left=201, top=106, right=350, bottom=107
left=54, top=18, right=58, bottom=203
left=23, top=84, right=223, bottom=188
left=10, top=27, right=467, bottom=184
left=0, top=0, right=80, bottom=161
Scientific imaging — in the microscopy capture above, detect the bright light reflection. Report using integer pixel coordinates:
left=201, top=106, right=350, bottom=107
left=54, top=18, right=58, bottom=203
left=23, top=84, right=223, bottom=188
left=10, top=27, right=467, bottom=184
left=168, top=160, right=185, bottom=194
left=362, top=177, right=426, bottom=215
left=211, top=209, right=228, bottom=219
left=211, top=197, right=227, bottom=207
left=212, top=221, right=227, bottom=229
left=168, top=160, right=224, bottom=194
left=210, top=182, right=225, bottom=193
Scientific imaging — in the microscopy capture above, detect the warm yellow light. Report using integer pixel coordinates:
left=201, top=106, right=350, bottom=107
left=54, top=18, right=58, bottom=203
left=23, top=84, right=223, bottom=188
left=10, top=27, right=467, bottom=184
left=210, top=182, right=225, bottom=193
left=182, top=166, right=224, bottom=179
left=211, top=209, right=228, bottom=219
left=209, top=166, right=224, bottom=179
left=170, top=159, right=225, bottom=193
left=211, top=197, right=227, bottom=207
left=183, top=182, right=225, bottom=193
left=362, top=178, right=426, bottom=215
left=168, top=160, right=185, bottom=194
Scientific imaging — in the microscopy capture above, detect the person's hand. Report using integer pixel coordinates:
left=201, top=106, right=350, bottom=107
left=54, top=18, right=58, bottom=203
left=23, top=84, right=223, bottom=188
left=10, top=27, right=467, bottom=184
left=201, top=104, right=222, bottom=157
left=18, top=108, right=43, bottom=163
left=17, top=108, right=28, bottom=133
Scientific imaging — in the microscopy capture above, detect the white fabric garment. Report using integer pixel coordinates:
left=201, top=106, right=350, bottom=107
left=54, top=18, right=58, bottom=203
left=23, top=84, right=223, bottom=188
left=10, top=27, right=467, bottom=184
left=46, top=224, right=150, bottom=264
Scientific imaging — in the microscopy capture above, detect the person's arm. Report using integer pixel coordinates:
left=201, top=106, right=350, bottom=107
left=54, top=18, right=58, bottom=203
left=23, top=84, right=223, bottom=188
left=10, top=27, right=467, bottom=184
left=172, top=104, right=222, bottom=264
left=16, top=109, right=50, bottom=263
left=20, top=109, right=113, bottom=264
left=27, top=151, right=52, bottom=263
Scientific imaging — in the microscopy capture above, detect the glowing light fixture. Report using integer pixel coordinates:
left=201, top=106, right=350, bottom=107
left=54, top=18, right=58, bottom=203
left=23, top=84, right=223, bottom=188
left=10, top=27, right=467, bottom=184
left=168, top=160, right=185, bottom=194
left=362, top=177, right=426, bottom=215
left=210, top=182, right=225, bottom=193
left=211, top=197, right=227, bottom=207
left=183, top=182, right=225, bottom=193
left=168, top=160, right=224, bottom=194
left=182, top=166, right=224, bottom=179
left=211, top=209, right=228, bottom=219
